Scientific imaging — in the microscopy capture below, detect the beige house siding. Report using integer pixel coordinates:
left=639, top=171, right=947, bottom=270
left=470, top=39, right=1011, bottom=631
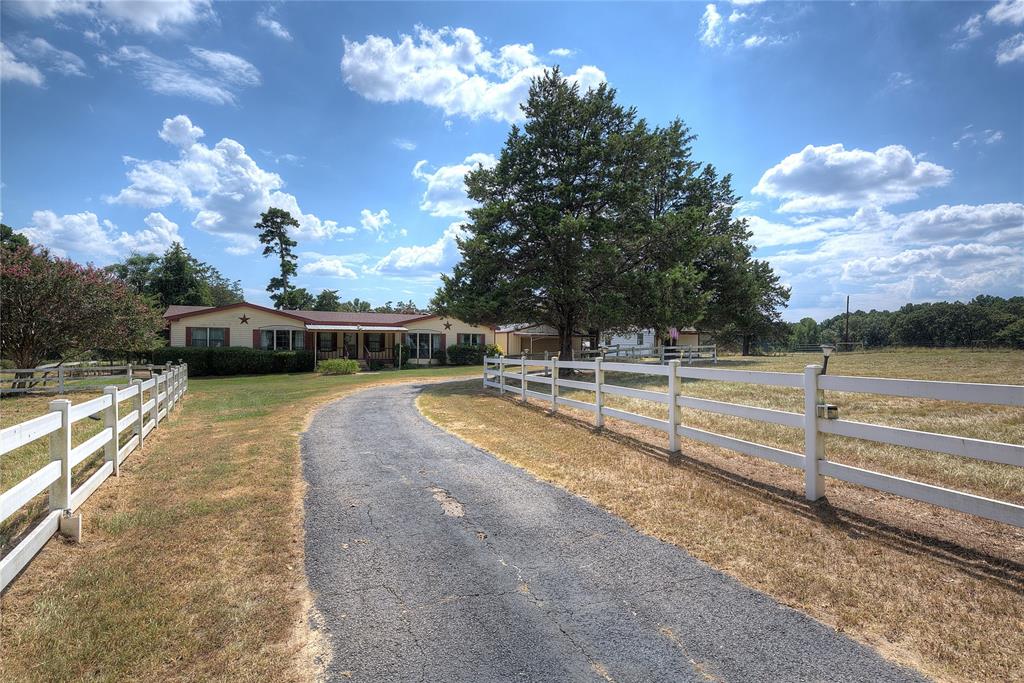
left=404, top=316, right=495, bottom=365
left=168, top=307, right=304, bottom=348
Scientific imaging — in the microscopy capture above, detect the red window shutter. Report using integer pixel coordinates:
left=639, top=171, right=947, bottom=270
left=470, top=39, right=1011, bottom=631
left=440, top=334, right=446, bottom=350
left=224, top=327, right=230, bottom=346
left=185, top=326, right=192, bottom=346
left=305, top=331, right=314, bottom=351
left=253, top=329, right=260, bottom=348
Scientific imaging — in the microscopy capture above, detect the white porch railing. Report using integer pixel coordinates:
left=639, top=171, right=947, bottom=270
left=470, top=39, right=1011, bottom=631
left=0, top=363, right=189, bottom=591
left=482, top=356, right=1024, bottom=527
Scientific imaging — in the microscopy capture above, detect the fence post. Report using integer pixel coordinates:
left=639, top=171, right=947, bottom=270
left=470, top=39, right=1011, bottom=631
left=146, top=363, right=154, bottom=380
left=132, top=378, right=145, bottom=449
left=667, top=360, right=680, bottom=453
left=660, top=346, right=665, bottom=364
left=594, top=357, right=604, bottom=429
left=48, top=399, right=72, bottom=512
left=498, top=357, right=505, bottom=395
left=182, top=363, right=188, bottom=394
left=804, top=364, right=825, bottom=501
left=482, top=358, right=488, bottom=389
left=550, top=357, right=559, bottom=413
left=126, top=363, right=133, bottom=382
left=57, top=366, right=65, bottom=394
left=544, top=351, right=550, bottom=377
left=520, top=355, right=527, bottom=403
left=103, top=385, right=120, bottom=476
left=150, top=373, right=160, bottom=428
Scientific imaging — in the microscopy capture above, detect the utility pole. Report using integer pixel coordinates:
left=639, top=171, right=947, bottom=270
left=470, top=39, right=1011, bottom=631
left=844, top=295, right=850, bottom=346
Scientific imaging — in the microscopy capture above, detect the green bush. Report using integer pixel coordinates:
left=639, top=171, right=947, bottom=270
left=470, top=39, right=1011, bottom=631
left=148, top=347, right=315, bottom=376
left=445, top=344, right=485, bottom=365
left=431, top=346, right=447, bottom=365
left=318, top=358, right=360, bottom=375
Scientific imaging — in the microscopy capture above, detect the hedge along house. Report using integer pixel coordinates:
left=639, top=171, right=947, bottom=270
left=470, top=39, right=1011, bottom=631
left=163, top=302, right=495, bottom=366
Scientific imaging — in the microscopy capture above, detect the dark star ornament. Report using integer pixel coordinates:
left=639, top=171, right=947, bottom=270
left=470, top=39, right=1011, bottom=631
left=443, top=320, right=452, bottom=330
left=239, top=314, right=250, bottom=324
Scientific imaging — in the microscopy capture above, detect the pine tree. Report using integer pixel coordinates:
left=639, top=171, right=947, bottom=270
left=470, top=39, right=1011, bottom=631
left=255, top=207, right=299, bottom=309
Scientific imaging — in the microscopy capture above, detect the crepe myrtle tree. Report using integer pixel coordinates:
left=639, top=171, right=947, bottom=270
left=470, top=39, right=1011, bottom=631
left=433, top=69, right=783, bottom=359
left=1, top=244, right=164, bottom=370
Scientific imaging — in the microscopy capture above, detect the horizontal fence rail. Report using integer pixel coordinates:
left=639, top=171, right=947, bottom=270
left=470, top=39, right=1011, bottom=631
left=482, top=355, right=1024, bottom=527
left=1, top=363, right=167, bottom=396
left=0, top=363, right=188, bottom=591
left=583, top=344, right=718, bottom=365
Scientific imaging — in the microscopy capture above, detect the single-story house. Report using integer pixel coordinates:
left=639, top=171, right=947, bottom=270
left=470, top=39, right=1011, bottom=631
left=163, top=302, right=495, bottom=365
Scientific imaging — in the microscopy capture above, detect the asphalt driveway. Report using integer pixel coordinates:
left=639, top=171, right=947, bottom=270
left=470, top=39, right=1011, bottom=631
left=302, top=381, right=926, bottom=682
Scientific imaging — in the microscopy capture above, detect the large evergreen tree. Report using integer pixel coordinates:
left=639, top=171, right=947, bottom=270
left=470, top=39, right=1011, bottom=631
left=313, top=289, right=343, bottom=311
left=255, top=207, right=299, bottom=309
left=107, top=245, right=243, bottom=309
left=433, top=70, right=785, bottom=357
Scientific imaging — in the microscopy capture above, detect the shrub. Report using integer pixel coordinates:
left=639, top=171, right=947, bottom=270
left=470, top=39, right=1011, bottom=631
left=318, top=358, right=360, bottom=375
left=148, top=347, right=315, bottom=376
left=431, top=346, right=447, bottom=365
left=446, top=344, right=485, bottom=365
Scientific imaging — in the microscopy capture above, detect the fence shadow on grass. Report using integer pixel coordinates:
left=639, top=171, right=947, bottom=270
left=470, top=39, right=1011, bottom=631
left=417, top=378, right=1024, bottom=595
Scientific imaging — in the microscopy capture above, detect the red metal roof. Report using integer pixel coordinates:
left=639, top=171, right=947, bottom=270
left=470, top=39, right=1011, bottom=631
left=163, top=301, right=435, bottom=326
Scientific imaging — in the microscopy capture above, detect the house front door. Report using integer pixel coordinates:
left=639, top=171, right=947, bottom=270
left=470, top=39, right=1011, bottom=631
left=343, top=333, right=358, bottom=358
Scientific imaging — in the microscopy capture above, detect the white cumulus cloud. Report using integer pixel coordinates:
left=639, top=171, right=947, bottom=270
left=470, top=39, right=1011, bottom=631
left=1, top=43, right=44, bottom=85
left=988, top=0, right=1024, bottom=26
left=996, top=33, right=1024, bottom=63
left=300, top=252, right=369, bottom=279
left=412, top=153, right=496, bottom=218
left=700, top=4, right=723, bottom=46
left=753, top=143, right=952, bottom=213
left=18, top=210, right=182, bottom=261
left=12, top=0, right=214, bottom=34
left=108, top=114, right=343, bottom=252
left=369, top=222, right=466, bottom=277
left=340, top=26, right=606, bottom=123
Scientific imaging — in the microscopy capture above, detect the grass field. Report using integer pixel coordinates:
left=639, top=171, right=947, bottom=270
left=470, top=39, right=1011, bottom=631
left=0, top=365, right=480, bottom=682
left=418, top=349, right=1024, bottom=683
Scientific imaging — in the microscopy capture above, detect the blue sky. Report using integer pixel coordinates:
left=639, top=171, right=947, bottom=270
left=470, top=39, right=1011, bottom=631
left=2, top=0, right=1022, bottom=321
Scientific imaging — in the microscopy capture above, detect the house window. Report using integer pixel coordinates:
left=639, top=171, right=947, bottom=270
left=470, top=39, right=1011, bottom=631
left=365, top=333, right=384, bottom=353
left=405, top=332, right=442, bottom=359
left=260, top=328, right=304, bottom=350
left=318, top=333, right=336, bottom=352
left=189, top=327, right=227, bottom=347
left=636, top=333, right=644, bottom=345
left=457, top=333, right=485, bottom=346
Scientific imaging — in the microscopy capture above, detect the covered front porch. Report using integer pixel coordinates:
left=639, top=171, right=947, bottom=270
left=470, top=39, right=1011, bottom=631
left=307, top=324, right=406, bottom=366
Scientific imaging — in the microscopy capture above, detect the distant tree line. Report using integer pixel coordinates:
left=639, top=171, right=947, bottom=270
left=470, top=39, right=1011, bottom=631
left=785, top=295, right=1024, bottom=350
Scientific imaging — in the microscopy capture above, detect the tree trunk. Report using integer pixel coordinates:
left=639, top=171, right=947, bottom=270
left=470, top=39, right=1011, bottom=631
left=742, top=335, right=752, bottom=356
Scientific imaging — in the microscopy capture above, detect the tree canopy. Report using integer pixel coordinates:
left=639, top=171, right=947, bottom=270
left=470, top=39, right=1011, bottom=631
left=432, top=70, right=787, bottom=356
left=255, top=207, right=299, bottom=309
left=2, top=245, right=164, bottom=367
left=107, top=243, right=243, bottom=309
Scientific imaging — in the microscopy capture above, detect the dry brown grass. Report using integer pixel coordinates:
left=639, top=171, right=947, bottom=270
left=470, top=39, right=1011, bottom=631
left=418, top=349, right=1024, bottom=683
left=0, top=366, right=479, bottom=682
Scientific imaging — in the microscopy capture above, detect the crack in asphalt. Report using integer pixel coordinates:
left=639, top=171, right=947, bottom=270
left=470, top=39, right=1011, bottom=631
left=302, top=382, right=929, bottom=683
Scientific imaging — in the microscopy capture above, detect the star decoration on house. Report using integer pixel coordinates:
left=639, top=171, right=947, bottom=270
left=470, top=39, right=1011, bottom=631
left=443, top=321, right=452, bottom=330
left=239, top=314, right=250, bottom=324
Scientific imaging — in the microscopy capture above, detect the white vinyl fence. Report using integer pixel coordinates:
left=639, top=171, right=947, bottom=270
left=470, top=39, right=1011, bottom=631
left=584, top=344, right=718, bottom=364
left=1, top=363, right=163, bottom=396
left=482, top=355, right=1024, bottom=527
left=0, top=363, right=188, bottom=591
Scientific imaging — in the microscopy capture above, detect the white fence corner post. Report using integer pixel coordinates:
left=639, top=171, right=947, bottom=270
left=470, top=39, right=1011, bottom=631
left=594, top=357, right=604, bottom=429
left=183, top=363, right=188, bottom=394
left=804, top=364, right=825, bottom=501
left=47, top=399, right=72, bottom=512
left=132, top=378, right=145, bottom=449
left=520, top=354, right=527, bottom=403
left=550, top=357, right=559, bottom=413
left=482, top=357, right=488, bottom=389
left=103, top=385, right=120, bottom=476
left=668, top=359, right=680, bottom=453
